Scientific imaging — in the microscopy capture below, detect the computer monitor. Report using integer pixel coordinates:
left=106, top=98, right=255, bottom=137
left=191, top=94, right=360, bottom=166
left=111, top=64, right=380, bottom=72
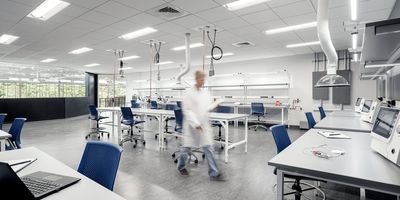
left=361, top=100, right=373, bottom=113
left=355, top=98, right=365, bottom=112
left=370, top=106, right=400, bottom=166
left=355, top=97, right=362, bottom=106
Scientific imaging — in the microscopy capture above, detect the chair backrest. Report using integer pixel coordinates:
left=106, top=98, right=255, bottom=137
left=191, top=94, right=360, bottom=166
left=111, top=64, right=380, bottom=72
left=88, top=105, right=98, bottom=119
left=251, top=102, right=264, bottom=114
left=318, top=106, right=326, bottom=119
left=176, top=101, right=182, bottom=109
left=78, top=141, right=123, bottom=191
left=150, top=101, right=158, bottom=109
left=9, top=118, right=26, bottom=149
left=165, top=104, right=176, bottom=110
left=305, top=112, right=316, bottom=129
left=270, top=124, right=292, bottom=153
left=131, top=100, right=141, bottom=108
left=216, top=106, right=231, bottom=113
left=0, top=113, right=7, bottom=130
left=174, top=109, right=183, bottom=132
left=120, top=107, right=133, bottom=121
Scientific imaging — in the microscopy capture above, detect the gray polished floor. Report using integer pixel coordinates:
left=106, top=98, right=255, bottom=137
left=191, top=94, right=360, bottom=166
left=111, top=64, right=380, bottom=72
left=4, top=116, right=396, bottom=200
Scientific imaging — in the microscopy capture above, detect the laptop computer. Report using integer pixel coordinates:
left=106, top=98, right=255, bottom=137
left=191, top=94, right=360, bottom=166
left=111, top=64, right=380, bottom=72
left=0, top=162, right=81, bottom=199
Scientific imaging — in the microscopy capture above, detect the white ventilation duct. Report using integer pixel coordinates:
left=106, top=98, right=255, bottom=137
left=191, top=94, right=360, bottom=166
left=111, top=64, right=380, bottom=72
left=173, top=33, right=191, bottom=90
left=315, top=0, right=350, bottom=87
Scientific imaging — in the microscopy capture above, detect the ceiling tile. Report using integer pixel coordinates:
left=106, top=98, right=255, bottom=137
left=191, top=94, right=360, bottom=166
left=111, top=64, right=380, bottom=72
left=282, top=13, right=316, bottom=25
left=95, top=1, right=140, bottom=19
left=115, top=0, right=166, bottom=11
left=213, top=17, right=251, bottom=30
left=171, top=14, right=208, bottom=29
left=170, top=0, right=219, bottom=13
left=273, top=0, right=315, bottom=18
left=79, top=11, right=120, bottom=26
left=232, top=3, right=270, bottom=16
left=196, top=7, right=236, bottom=22
left=126, top=13, right=165, bottom=27
left=240, top=10, right=280, bottom=24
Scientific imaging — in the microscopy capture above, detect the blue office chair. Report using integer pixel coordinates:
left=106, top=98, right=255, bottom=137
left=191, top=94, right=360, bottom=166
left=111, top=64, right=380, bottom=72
left=212, top=106, right=232, bottom=150
left=78, top=141, right=123, bottom=191
left=120, top=107, right=145, bottom=148
left=249, top=102, right=268, bottom=131
left=176, top=101, right=182, bottom=109
left=6, top=118, right=26, bottom=150
left=305, top=112, right=316, bottom=129
left=270, top=125, right=325, bottom=200
left=318, top=106, right=326, bottom=120
left=0, top=113, right=7, bottom=130
left=161, top=104, right=177, bottom=138
left=87, top=105, right=109, bottom=139
left=131, top=100, right=141, bottom=108
left=171, top=109, right=204, bottom=164
left=150, top=101, right=159, bottom=109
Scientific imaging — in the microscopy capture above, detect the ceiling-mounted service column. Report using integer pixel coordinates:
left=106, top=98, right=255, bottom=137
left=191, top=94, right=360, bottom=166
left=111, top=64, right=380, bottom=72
left=315, top=0, right=350, bottom=88
left=173, top=33, right=191, bottom=90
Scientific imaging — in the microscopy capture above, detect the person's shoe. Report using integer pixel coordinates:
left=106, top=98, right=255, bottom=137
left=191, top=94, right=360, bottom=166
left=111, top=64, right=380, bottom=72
left=210, top=173, right=227, bottom=181
left=179, top=168, right=189, bottom=176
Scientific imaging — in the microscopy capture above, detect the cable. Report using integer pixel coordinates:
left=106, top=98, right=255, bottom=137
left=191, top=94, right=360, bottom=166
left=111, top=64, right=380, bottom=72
left=207, top=29, right=223, bottom=77
left=153, top=42, right=161, bottom=64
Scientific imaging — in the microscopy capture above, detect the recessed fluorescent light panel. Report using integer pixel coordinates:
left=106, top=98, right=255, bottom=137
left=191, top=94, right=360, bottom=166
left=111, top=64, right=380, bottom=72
left=119, top=55, right=140, bottom=61
left=352, top=33, right=358, bottom=50
left=69, top=47, right=93, bottom=55
left=223, top=0, right=271, bottom=11
left=40, top=58, right=57, bottom=63
left=206, top=52, right=234, bottom=58
left=28, top=0, right=70, bottom=21
left=119, top=27, right=157, bottom=40
left=0, top=34, right=19, bottom=45
left=351, top=0, right=357, bottom=21
left=85, top=63, right=100, bottom=67
left=155, top=61, right=174, bottom=65
left=120, top=67, right=132, bottom=70
left=265, top=22, right=317, bottom=35
left=171, top=43, right=204, bottom=51
left=286, top=41, right=320, bottom=48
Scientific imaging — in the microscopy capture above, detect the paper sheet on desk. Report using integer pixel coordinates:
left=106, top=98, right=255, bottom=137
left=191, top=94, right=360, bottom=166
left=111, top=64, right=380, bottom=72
left=6, top=158, right=37, bottom=173
left=317, top=131, right=351, bottom=139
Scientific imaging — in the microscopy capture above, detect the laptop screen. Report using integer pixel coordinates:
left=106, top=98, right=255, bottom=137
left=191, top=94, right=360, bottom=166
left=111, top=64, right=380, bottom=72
left=0, top=162, right=35, bottom=200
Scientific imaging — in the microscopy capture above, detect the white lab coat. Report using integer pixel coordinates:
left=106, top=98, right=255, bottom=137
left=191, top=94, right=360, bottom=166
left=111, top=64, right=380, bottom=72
left=182, top=86, right=214, bottom=147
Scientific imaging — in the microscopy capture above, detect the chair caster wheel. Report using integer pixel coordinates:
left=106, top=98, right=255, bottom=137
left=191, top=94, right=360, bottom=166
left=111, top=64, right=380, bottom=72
left=133, top=144, right=137, bottom=148
left=155, top=135, right=158, bottom=140
left=107, top=134, right=110, bottom=138
left=194, top=160, right=198, bottom=164
left=202, top=154, right=205, bottom=159
left=172, top=153, right=176, bottom=158
left=221, top=146, right=224, bottom=150
left=142, top=141, right=146, bottom=145
left=101, top=133, right=103, bottom=136
left=174, top=159, right=178, bottom=163
left=98, top=136, right=100, bottom=139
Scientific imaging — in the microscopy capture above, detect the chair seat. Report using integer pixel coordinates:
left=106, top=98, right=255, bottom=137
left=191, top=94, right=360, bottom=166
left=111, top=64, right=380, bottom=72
left=121, top=119, right=145, bottom=126
left=251, top=112, right=264, bottom=117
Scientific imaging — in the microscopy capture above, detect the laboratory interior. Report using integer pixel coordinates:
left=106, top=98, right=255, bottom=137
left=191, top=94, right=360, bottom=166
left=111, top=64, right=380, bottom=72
left=0, top=0, right=400, bottom=199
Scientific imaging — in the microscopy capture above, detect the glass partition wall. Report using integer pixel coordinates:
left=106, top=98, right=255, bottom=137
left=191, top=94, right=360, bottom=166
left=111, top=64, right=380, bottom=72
left=98, top=75, right=126, bottom=107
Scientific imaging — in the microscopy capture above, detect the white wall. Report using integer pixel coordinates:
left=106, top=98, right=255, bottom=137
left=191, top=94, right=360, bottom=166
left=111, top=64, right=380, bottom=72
left=125, top=53, right=377, bottom=125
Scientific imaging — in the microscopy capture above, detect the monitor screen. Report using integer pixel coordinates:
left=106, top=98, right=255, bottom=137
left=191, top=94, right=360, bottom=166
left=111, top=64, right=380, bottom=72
left=362, top=100, right=372, bottom=113
left=355, top=98, right=361, bottom=106
left=372, top=107, right=400, bottom=139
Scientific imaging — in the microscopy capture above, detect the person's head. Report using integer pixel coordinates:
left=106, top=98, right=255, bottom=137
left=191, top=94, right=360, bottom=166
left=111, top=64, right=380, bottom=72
left=194, top=70, right=206, bottom=88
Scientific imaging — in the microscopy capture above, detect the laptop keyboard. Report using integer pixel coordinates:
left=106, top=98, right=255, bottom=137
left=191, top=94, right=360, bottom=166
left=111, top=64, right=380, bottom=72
left=22, top=176, right=60, bottom=196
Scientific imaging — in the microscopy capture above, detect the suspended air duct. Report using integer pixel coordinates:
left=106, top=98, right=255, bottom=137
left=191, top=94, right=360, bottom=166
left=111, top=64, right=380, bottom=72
left=172, top=33, right=191, bottom=90
left=315, top=0, right=350, bottom=88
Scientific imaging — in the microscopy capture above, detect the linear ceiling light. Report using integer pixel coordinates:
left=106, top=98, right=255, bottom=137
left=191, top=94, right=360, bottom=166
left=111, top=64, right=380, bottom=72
left=120, top=67, right=132, bottom=70
left=352, top=33, right=358, bottom=50
left=28, top=0, right=70, bottom=21
left=40, top=58, right=57, bottom=63
left=286, top=41, right=320, bottom=48
left=85, top=63, right=100, bottom=67
left=364, top=63, right=400, bottom=68
left=206, top=52, right=234, bottom=58
left=69, top=47, right=93, bottom=54
left=171, top=43, right=204, bottom=51
left=119, top=27, right=157, bottom=40
left=0, top=34, right=19, bottom=45
left=351, top=0, right=357, bottom=21
left=155, top=61, right=174, bottom=65
left=265, top=22, right=317, bottom=35
left=119, top=55, right=140, bottom=61
left=223, top=0, right=271, bottom=11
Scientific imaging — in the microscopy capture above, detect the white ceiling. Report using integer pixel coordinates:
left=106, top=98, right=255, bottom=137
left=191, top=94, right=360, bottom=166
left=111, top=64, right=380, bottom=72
left=0, top=0, right=396, bottom=74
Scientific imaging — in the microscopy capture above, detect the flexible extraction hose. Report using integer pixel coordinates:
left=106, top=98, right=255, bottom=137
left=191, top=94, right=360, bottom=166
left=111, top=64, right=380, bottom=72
left=207, top=29, right=223, bottom=77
